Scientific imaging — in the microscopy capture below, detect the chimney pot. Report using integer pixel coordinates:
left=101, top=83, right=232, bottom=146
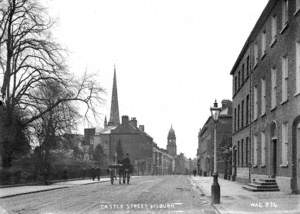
left=139, top=125, right=145, bottom=132
left=122, top=115, right=129, bottom=124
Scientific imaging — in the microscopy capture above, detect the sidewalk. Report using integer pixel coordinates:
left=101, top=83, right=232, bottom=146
left=0, top=178, right=110, bottom=198
left=191, top=176, right=300, bottom=214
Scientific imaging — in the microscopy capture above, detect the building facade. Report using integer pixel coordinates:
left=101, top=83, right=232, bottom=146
left=153, top=146, right=175, bottom=175
left=197, top=100, right=233, bottom=178
left=230, top=0, right=300, bottom=193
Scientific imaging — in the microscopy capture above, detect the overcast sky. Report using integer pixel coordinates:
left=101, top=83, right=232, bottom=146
left=46, top=0, right=269, bottom=158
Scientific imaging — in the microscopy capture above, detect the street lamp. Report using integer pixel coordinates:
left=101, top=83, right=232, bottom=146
left=210, top=100, right=222, bottom=204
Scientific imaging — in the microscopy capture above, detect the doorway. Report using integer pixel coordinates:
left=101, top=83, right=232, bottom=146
left=270, top=121, right=278, bottom=178
left=272, top=138, right=277, bottom=178
left=292, top=116, right=300, bottom=193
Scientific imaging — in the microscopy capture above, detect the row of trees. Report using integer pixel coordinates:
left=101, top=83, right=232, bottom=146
left=0, top=0, right=104, bottom=181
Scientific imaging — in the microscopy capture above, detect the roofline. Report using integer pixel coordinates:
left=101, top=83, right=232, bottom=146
left=199, top=114, right=232, bottom=136
left=230, top=0, right=277, bottom=75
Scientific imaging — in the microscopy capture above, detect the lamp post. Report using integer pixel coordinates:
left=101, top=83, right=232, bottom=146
left=210, top=100, right=222, bottom=204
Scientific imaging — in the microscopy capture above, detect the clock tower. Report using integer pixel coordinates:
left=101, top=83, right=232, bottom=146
left=167, top=125, right=177, bottom=157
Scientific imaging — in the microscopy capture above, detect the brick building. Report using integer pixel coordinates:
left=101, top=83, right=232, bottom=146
left=197, top=100, right=232, bottom=178
left=230, top=0, right=300, bottom=193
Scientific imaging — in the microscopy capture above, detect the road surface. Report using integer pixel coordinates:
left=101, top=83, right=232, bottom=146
left=0, top=175, right=217, bottom=214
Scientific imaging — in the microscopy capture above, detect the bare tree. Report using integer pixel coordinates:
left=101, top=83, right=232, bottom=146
left=0, top=0, right=104, bottom=167
left=33, top=80, right=80, bottom=184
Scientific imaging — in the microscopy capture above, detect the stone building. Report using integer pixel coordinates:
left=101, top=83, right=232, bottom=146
left=174, top=153, right=186, bottom=174
left=152, top=146, right=175, bottom=175
left=197, top=100, right=232, bottom=178
left=230, top=0, right=300, bottom=193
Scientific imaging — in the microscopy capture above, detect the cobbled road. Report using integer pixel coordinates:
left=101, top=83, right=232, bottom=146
left=0, top=175, right=217, bottom=214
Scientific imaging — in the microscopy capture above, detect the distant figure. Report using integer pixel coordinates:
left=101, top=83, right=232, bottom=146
left=193, top=169, right=197, bottom=177
left=117, top=160, right=123, bottom=184
left=91, top=168, right=96, bottom=181
left=122, top=153, right=131, bottom=184
left=96, top=168, right=101, bottom=181
left=63, top=168, right=68, bottom=180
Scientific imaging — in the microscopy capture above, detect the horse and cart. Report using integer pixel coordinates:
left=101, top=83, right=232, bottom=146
left=108, top=163, right=131, bottom=185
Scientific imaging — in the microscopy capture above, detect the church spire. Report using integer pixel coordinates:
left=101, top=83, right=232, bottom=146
left=109, top=65, right=120, bottom=126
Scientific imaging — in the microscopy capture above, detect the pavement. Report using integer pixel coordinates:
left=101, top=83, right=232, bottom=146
left=191, top=176, right=300, bottom=214
left=0, top=177, right=110, bottom=198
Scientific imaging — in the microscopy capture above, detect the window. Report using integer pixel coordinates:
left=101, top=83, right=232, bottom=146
left=246, top=137, right=249, bottom=166
left=237, top=141, right=240, bottom=167
left=282, top=0, right=289, bottom=28
left=297, top=0, right=300, bottom=13
left=296, top=42, right=300, bottom=94
left=234, top=76, right=238, bottom=93
left=254, top=86, right=258, bottom=120
left=246, top=95, right=250, bottom=125
left=261, top=132, right=266, bottom=166
left=281, top=56, right=288, bottom=102
left=271, top=68, right=277, bottom=109
left=261, top=31, right=267, bottom=56
left=234, top=108, right=237, bottom=131
left=238, top=104, right=240, bottom=130
left=261, top=78, right=266, bottom=115
left=281, top=123, right=288, bottom=165
left=234, top=76, right=238, bottom=92
left=242, top=64, right=245, bottom=82
left=241, top=139, right=244, bottom=167
left=238, top=71, right=241, bottom=87
left=246, top=56, right=250, bottom=78
left=271, top=15, right=277, bottom=42
left=246, top=56, right=250, bottom=77
left=241, top=100, right=244, bottom=128
left=253, top=135, right=258, bottom=166
left=254, top=43, right=259, bottom=66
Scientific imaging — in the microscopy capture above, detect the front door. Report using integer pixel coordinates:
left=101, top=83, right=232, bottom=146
left=272, top=139, right=277, bottom=178
left=297, top=124, right=300, bottom=192
left=291, top=117, right=300, bottom=193
left=232, top=148, right=237, bottom=181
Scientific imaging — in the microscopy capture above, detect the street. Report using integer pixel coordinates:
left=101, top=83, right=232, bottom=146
left=0, top=175, right=216, bottom=214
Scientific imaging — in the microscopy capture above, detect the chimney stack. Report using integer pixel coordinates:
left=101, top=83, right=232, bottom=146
left=221, top=100, right=232, bottom=109
left=130, top=117, right=137, bottom=127
left=122, top=115, right=129, bottom=125
left=139, top=125, right=145, bottom=132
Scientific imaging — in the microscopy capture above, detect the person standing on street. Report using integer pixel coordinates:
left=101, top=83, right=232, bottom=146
left=122, top=153, right=131, bottom=184
left=97, top=167, right=101, bottom=181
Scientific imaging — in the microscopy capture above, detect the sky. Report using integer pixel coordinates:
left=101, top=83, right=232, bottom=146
left=45, top=0, right=269, bottom=159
